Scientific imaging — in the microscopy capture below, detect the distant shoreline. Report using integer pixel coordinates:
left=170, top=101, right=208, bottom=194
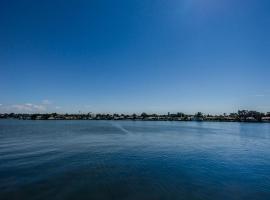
left=1, top=119, right=270, bottom=123
left=1, top=110, right=270, bottom=123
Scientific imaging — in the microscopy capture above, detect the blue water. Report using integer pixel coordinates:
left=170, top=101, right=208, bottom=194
left=0, top=120, right=270, bottom=200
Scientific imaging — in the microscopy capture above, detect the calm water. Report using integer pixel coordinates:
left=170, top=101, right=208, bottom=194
left=0, top=120, right=270, bottom=200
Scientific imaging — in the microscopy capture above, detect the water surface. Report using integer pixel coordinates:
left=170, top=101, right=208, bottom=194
left=0, top=120, right=270, bottom=200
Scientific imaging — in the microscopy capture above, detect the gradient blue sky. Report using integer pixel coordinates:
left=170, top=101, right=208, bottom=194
left=0, top=0, right=269, bottom=114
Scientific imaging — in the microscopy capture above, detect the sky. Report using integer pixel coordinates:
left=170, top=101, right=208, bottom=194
left=0, top=0, right=270, bottom=114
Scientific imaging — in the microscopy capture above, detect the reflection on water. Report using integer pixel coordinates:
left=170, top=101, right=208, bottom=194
left=0, top=120, right=270, bottom=200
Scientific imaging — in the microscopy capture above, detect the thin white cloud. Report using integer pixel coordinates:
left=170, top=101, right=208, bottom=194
left=0, top=100, right=60, bottom=113
left=42, top=99, right=52, bottom=105
left=33, top=105, right=46, bottom=111
left=254, top=94, right=266, bottom=97
left=10, top=103, right=46, bottom=113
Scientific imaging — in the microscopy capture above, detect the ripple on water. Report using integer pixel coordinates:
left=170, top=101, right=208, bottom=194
left=0, top=120, right=270, bottom=200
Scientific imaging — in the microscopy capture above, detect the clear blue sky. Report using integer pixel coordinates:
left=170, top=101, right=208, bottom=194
left=0, top=0, right=269, bottom=114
